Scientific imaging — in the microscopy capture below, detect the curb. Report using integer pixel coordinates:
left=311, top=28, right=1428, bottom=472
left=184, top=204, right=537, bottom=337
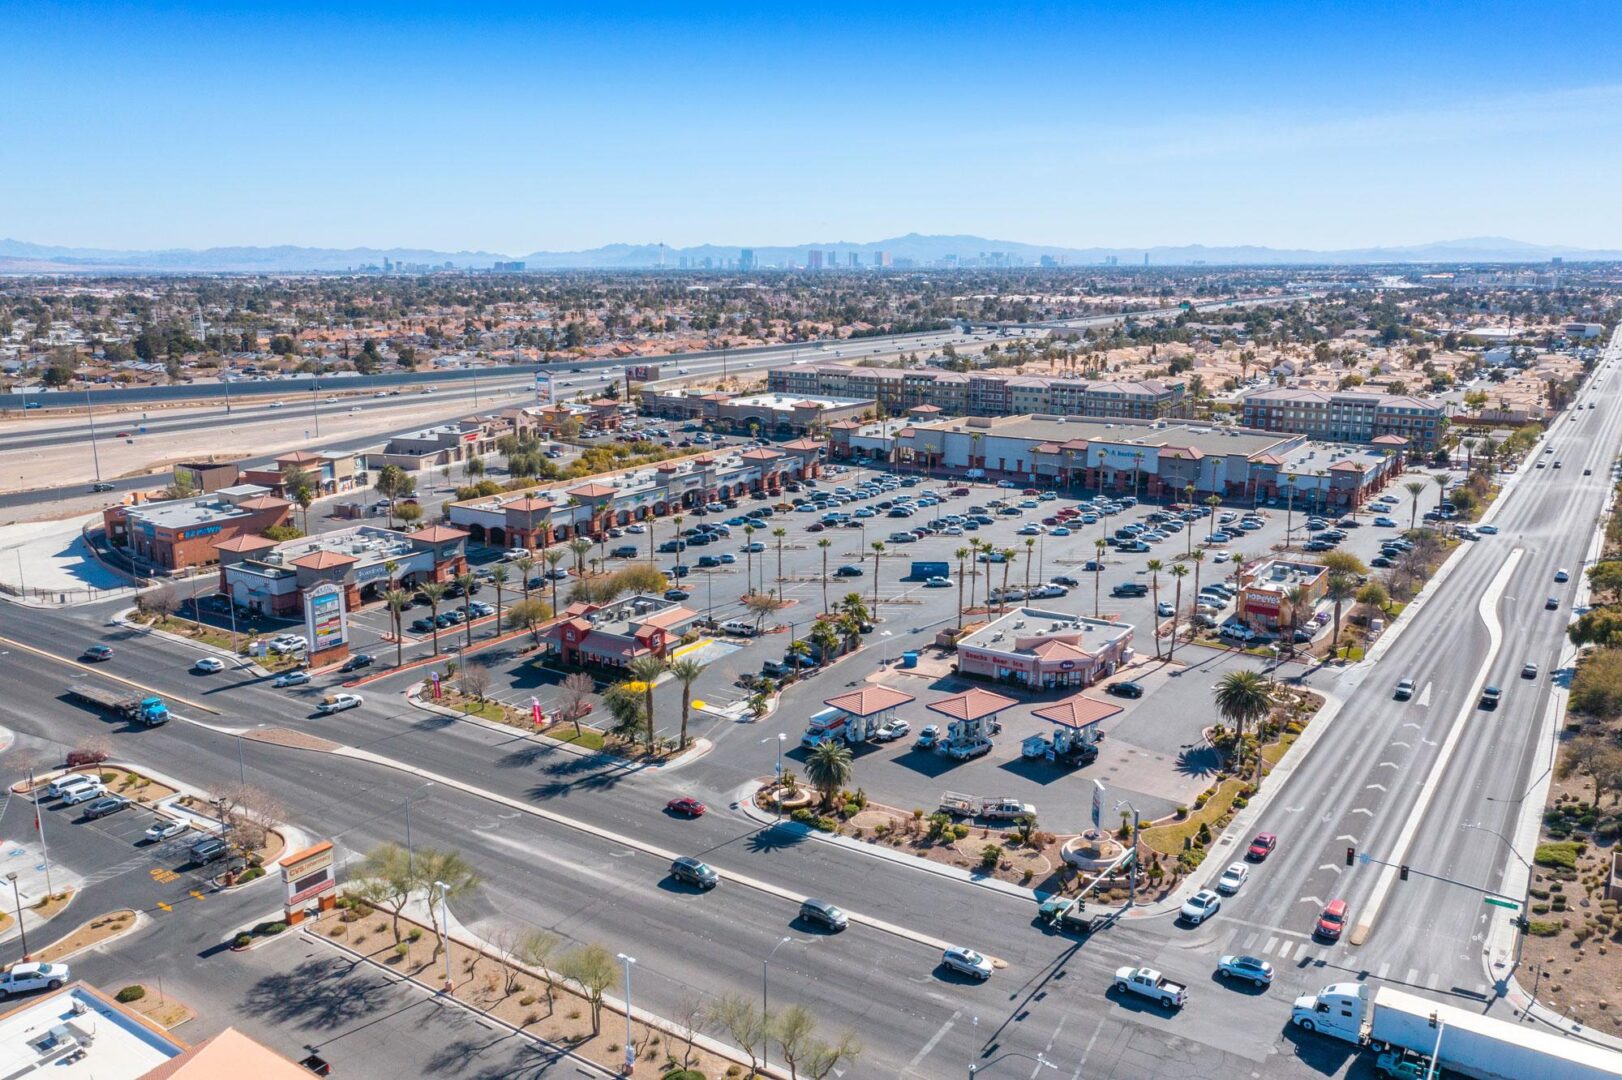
left=33, top=909, right=149, bottom=964
left=111, top=607, right=271, bottom=677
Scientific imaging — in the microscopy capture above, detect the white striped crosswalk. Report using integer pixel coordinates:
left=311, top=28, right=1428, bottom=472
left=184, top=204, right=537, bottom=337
left=1221, top=929, right=1490, bottom=998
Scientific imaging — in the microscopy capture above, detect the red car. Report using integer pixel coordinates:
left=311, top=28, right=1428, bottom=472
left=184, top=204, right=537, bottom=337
left=666, top=797, right=706, bottom=818
left=1316, top=898, right=1348, bottom=940
left=1246, top=833, right=1277, bottom=861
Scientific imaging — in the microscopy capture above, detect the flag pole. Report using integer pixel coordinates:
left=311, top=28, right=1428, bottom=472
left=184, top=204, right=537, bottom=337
left=30, top=771, right=55, bottom=900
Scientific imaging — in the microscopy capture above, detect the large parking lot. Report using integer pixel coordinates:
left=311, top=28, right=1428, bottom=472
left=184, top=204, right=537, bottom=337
left=611, top=458, right=1461, bottom=824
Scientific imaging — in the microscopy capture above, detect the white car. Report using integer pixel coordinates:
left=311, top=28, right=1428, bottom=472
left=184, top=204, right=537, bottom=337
left=144, top=819, right=189, bottom=843
left=504, top=548, right=530, bottom=561
left=1216, top=863, right=1249, bottom=894
left=0, top=962, right=70, bottom=998
left=625, top=524, right=646, bottom=533
left=1157, top=601, right=1175, bottom=617
left=874, top=719, right=911, bottom=742
left=269, top=400, right=283, bottom=408
left=1213, top=550, right=1232, bottom=563
left=1179, top=889, right=1222, bottom=926
left=941, top=946, right=993, bottom=980
left=272, top=670, right=311, bottom=688
left=193, top=656, right=227, bottom=673
left=316, top=693, right=364, bottom=715
left=268, top=634, right=307, bottom=654
left=61, top=782, right=107, bottom=806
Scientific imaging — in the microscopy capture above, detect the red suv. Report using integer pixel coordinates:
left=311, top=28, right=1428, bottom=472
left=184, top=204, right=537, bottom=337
left=1315, top=899, right=1348, bottom=940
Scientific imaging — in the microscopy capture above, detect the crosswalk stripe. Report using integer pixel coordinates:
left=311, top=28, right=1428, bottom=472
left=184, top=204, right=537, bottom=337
left=1426, top=973, right=1439, bottom=990
left=1377, top=962, right=1391, bottom=980
left=1406, top=968, right=1419, bottom=985
left=1239, top=932, right=1257, bottom=950
left=1264, top=935, right=1278, bottom=956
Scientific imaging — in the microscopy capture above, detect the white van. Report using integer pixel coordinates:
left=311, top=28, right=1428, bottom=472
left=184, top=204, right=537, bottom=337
left=47, top=774, right=97, bottom=799
left=61, top=781, right=107, bottom=806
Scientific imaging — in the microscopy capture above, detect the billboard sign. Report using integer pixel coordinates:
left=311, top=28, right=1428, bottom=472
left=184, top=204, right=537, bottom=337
left=304, top=583, right=347, bottom=655
left=1091, top=780, right=1105, bottom=831
left=281, top=841, right=336, bottom=907
left=536, top=374, right=555, bottom=405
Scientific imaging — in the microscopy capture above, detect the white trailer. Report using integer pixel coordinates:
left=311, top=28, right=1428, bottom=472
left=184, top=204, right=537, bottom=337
left=1291, top=982, right=1622, bottom=1080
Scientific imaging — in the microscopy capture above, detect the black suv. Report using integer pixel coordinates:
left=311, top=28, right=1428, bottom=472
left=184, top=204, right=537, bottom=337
left=798, top=898, right=849, bottom=931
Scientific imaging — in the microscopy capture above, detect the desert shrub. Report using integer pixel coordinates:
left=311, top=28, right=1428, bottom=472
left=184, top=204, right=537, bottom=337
left=115, top=986, right=145, bottom=1003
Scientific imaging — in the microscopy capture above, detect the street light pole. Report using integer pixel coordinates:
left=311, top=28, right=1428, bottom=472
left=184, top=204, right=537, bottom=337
left=616, top=953, right=637, bottom=1076
left=6, top=873, right=26, bottom=960
left=1115, top=799, right=1140, bottom=908
left=83, top=388, right=102, bottom=484
left=435, top=880, right=453, bottom=992
left=1424, top=1017, right=1445, bottom=1080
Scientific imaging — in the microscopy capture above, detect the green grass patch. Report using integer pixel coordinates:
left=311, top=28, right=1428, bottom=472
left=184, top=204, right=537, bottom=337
left=542, top=725, right=606, bottom=751
left=1261, top=730, right=1300, bottom=768
left=452, top=699, right=512, bottom=723
left=1141, top=777, right=1247, bottom=856
left=1527, top=920, right=1563, bottom=937
left=1534, top=841, right=1584, bottom=870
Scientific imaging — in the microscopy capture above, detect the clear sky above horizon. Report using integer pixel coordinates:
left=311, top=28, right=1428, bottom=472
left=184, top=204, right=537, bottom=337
left=7, top=0, right=1622, bottom=254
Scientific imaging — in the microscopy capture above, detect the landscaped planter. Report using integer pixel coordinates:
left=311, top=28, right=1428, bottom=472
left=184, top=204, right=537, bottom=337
left=1061, top=830, right=1125, bottom=871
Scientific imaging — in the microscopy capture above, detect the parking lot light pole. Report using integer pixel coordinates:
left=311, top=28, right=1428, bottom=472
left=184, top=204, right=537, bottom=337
left=435, top=881, right=453, bottom=992
left=616, top=953, right=636, bottom=1075
left=6, top=873, right=26, bottom=960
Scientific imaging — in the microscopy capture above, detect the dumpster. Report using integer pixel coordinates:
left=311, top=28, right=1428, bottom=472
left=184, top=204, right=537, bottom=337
left=901, top=651, right=919, bottom=668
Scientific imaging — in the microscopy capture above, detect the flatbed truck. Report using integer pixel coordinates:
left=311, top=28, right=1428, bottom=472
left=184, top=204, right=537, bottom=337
left=65, top=683, right=169, bottom=726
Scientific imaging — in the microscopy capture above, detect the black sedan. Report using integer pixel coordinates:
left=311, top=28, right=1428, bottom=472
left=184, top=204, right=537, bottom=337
left=340, top=654, right=375, bottom=673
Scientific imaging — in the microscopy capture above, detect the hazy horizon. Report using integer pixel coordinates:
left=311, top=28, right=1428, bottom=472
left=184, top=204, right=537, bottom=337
left=9, top=1, right=1622, bottom=252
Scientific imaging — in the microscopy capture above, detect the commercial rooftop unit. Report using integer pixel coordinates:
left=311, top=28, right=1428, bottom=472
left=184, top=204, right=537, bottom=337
left=956, top=607, right=1134, bottom=690
left=640, top=386, right=873, bottom=433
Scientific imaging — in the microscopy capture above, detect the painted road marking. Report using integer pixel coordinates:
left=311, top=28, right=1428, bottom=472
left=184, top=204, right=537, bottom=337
left=150, top=868, right=179, bottom=884
left=907, top=1009, right=960, bottom=1071
left=188, top=889, right=205, bottom=902
left=1406, top=967, right=1419, bottom=985
left=1377, top=961, right=1391, bottom=980
left=157, top=901, right=172, bottom=912
left=1263, top=935, right=1278, bottom=955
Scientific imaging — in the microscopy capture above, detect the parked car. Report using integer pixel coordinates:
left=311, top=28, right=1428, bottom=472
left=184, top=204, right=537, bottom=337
left=61, top=782, right=107, bottom=806
left=340, top=654, right=375, bottom=673
left=47, top=774, right=97, bottom=799
left=1107, top=681, right=1145, bottom=699
left=941, top=946, right=993, bottom=980
left=1246, top=833, right=1277, bottom=861
left=914, top=724, right=941, bottom=750
left=144, top=819, right=190, bottom=843
left=190, top=837, right=229, bottom=864
left=82, top=795, right=131, bottom=820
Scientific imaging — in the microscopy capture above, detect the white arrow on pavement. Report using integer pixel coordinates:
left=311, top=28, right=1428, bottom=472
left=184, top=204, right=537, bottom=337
left=1351, top=808, right=1374, bottom=816
left=1318, top=864, right=1344, bottom=874
left=1376, top=761, right=1400, bottom=770
left=1365, top=783, right=1388, bottom=792
left=1337, top=834, right=1360, bottom=843
left=1300, top=895, right=1324, bottom=907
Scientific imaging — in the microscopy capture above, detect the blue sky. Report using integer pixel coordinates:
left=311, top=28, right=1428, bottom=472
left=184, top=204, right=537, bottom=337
left=6, top=1, right=1622, bottom=252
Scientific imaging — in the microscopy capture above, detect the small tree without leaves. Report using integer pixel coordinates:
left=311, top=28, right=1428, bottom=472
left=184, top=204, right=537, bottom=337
left=517, top=929, right=560, bottom=1008
left=457, top=662, right=491, bottom=702
left=558, top=671, right=596, bottom=736
left=670, top=989, right=705, bottom=1071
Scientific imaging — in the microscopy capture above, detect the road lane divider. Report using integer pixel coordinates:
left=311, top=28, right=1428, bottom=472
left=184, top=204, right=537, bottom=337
left=0, top=635, right=221, bottom=715
left=1349, top=546, right=1522, bottom=946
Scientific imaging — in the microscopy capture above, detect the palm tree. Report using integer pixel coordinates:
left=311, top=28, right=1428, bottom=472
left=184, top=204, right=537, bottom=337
left=805, top=740, right=853, bottom=810
left=384, top=588, right=409, bottom=668
left=420, top=582, right=448, bottom=656
left=568, top=536, right=593, bottom=577
left=966, top=540, right=983, bottom=612
left=1146, top=558, right=1164, bottom=659
left=1404, top=480, right=1426, bottom=532
left=1213, top=670, right=1272, bottom=779
left=809, top=619, right=841, bottom=665
left=1283, top=472, right=1298, bottom=549
left=1093, top=538, right=1108, bottom=617
left=869, top=540, right=885, bottom=609
left=1433, top=472, right=1448, bottom=517
left=515, top=555, right=535, bottom=603
left=543, top=547, right=568, bottom=611
left=1190, top=548, right=1206, bottom=613
left=455, top=571, right=478, bottom=647
left=743, top=525, right=757, bottom=594
left=818, top=537, right=833, bottom=613
left=1023, top=537, right=1036, bottom=590
left=628, top=654, right=667, bottom=749
left=1283, top=584, right=1310, bottom=656
left=772, top=527, right=787, bottom=587
left=1167, top=564, right=1189, bottom=660
left=488, top=566, right=508, bottom=638
left=954, top=546, right=970, bottom=628
left=1326, top=572, right=1358, bottom=654
left=667, top=657, right=705, bottom=750
left=998, top=547, right=1017, bottom=614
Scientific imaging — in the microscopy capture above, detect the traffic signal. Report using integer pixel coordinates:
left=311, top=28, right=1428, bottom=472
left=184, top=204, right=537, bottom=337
left=1400, top=864, right=1410, bottom=881
left=1516, top=916, right=1531, bottom=933
left=1346, top=846, right=1356, bottom=866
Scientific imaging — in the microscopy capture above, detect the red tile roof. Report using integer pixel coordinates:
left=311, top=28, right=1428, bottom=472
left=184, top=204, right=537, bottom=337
left=406, top=525, right=470, bottom=542
left=290, top=549, right=358, bottom=570
left=779, top=438, right=824, bottom=452
left=740, top=448, right=783, bottom=461
left=1032, top=697, right=1121, bottom=729
left=235, top=496, right=290, bottom=511
left=822, top=686, right=916, bottom=716
left=213, top=535, right=277, bottom=553
left=927, top=688, right=1019, bottom=722
left=568, top=483, right=618, bottom=499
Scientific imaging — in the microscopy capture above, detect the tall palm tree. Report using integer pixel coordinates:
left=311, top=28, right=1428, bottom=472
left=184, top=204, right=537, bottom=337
left=1093, top=538, right=1108, bottom=617
left=805, top=740, right=853, bottom=810
left=543, top=547, right=568, bottom=611
left=1146, top=558, right=1164, bottom=659
left=384, top=587, right=409, bottom=669
left=455, top=571, right=477, bottom=648
left=568, top=536, right=593, bottom=577
left=514, top=555, right=535, bottom=603
left=667, top=657, right=705, bottom=750
left=1023, top=537, right=1036, bottom=590
left=818, top=537, right=833, bottom=613
left=998, top=547, right=1017, bottom=615
left=488, top=566, right=508, bottom=638
left=1283, top=472, right=1299, bottom=548
left=743, top=525, right=757, bottom=595
left=1190, top=548, right=1206, bottom=612
left=1213, top=670, right=1272, bottom=779
left=1433, top=472, right=1449, bottom=517
left=772, top=527, right=787, bottom=587
left=1283, top=584, right=1310, bottom=656
left=869, top=540, right=885, bottom=609
left=1167, top=564, right=1189, bottom=660
left=420, top=582, right=448, bottom=656
left=628, top=654, right=667, bottom=749
left=966, top=540, right=984, bottom=612
left=1404, top=480, right=1426, bottom=532
left=954, top=546, right=970, bottom=629
left=1326, top=572, right=1358, bottom=654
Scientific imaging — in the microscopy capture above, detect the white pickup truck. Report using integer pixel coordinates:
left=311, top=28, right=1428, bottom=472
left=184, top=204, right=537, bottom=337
left=1113, top=966, right=1187, bottom=1009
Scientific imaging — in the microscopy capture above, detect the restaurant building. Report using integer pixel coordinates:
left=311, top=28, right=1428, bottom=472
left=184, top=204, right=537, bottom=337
left=956, top=607, right=1134, bottom=690
left=214, top=523, right=469, bottom=615
left=542, top=593, right=699, bottom=669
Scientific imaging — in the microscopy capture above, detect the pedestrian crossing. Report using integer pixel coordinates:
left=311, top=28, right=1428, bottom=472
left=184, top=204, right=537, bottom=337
left=1220, top=928, right=1490, bottom=997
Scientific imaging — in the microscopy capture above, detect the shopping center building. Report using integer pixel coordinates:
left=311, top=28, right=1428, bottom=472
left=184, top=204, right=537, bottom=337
left=102, top=485, right=292, bottom=572
left=214, top=523, right=469, bottom=615
left=447, top=442, right=825, bottom=549
left=955, top=607, right=1135, bottom=690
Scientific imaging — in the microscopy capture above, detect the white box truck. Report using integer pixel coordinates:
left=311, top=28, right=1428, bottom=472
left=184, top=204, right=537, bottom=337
left=1291, top=982, right=1622, bottom=1080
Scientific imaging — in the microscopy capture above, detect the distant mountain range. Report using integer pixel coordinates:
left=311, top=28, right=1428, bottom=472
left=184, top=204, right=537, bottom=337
left=1, top=233, right=1615, bottom=273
